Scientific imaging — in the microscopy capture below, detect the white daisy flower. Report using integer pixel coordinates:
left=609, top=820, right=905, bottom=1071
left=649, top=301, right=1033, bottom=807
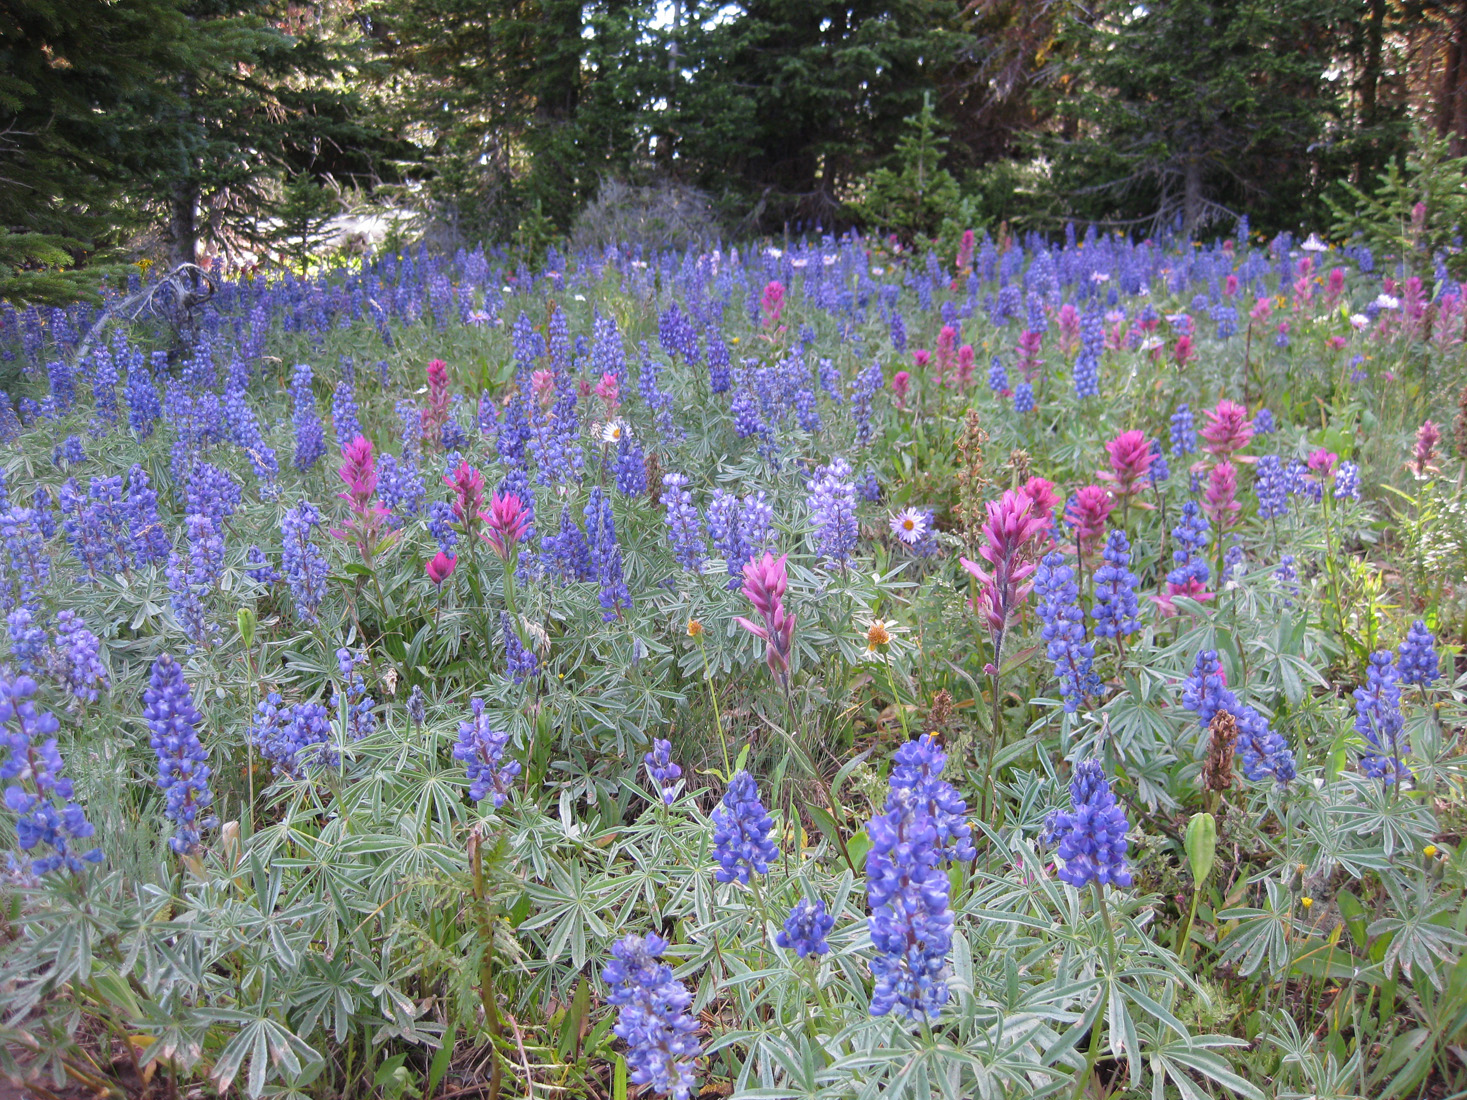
left=601, top=419, right=628, bottom=444
left=1374, top=293, right=1400, bottom=310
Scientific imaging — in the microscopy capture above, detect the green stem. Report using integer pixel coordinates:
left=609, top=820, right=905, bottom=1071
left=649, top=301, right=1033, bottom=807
left=697, top=634, right=730, bottom=777
left=469, top=829, right=505, bottom=1100
left=1178, top=886, right=1201, bottom=964
left=884, top=655, right=910, bottom=739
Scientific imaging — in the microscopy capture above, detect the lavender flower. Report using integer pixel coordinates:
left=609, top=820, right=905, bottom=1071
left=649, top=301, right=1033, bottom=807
left=332, top=379, right=362, bottom=445
left=856, top=466, right=881, bottom=503
left=1354, top=651, right=1409, bottom=782
left=1334, top=461, right=1361, bottom=500
left=1034, top=553, right=1100, bottom=712
left=452, top=698, right=520, bottom=807
left=601, top=933, right=701, bottom=1100
left=6, top=608, right=47, bottom=674
left=866, top=786, right=953, bottom=1020
left=125, top=466, right=173, bottom=567
left=143, top=654, right=217, bottom=854
left=1, top=674, right=103, bottom=874
left=1047, top=760, right=1132, bottom=889
left=406, top=685, right=426, bottom=727
left=776, top=898, right=833, bottom=958
left=806, top=456, right=858, bottom=569
left=1234, top=705, right=1296, bottom=784
left=49, top=611, right=109, bottom=703
left=1170, top=404, right=1197, bottom=455
left=586, top=487, right=630, bottom=620
left=501, top=613, right=538, bottom=683
left=249, top=696, right=336, bottom=777
left=1397, top=621, right=1441, bottom=687
left=1253, top=407, right=1276, bottom=434
left=661, top=474, right=704, bottom=572
left=281, top=502, right=329, bottom=624
left=290, top=364, right=325, bottom=472
left=1091, top=530, right=1140, bottom=639
left=332, top=648, right=377, bottom=741
left=542, top=504, right=594, bottom=583
left=711, top=769, right=778, bottom=884
left=378, top=453, right=426, bottom=525
left=1013, top=381, right=1035, bottom=413
left=643, top=738, right=682, bottom=805
left=613, top=430, right=647, bottom=496
left=888, top=733, right=975, bottom=862
left=52, top=435, right=86, bottom=468
left=1181, top=650, right=1235, bottom=727
left=1254, top=455, right=1290, bottom=520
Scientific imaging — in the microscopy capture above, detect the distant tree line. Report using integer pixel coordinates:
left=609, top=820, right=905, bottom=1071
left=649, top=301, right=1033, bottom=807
left=2, top=0, right=1465, bottom=299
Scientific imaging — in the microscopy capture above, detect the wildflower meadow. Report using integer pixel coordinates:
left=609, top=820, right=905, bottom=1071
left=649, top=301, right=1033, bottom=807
left=1, top=226, right=1465, bottom=1100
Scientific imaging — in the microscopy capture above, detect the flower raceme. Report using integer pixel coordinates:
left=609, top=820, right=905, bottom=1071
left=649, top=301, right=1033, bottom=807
left=332, top=436, right=394, bottom=562
left=426, top=551, right=457, bottom=587
left=444, top=459, right=488, bottom=538
left=482, top=491, right=531, bottom=560
left=1064, top=486, right=1113, bottom=558
left=1048, top=761, right=1133, bottom=890
left=960, top=489, right=1047, bottom=648
left=711, top=769, right=779, bottom=884
left=1200, top=399, right=1254, bottom=462
left=1098, top=430, right=1155, bottom=499
left=601, top=933, right=701, bottom=1100
left=736, top=552, right=795, bottom=685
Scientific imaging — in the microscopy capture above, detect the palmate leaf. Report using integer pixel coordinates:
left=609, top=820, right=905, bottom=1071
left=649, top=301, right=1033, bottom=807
left=209, top=1009, right=323, bottom=1099
left=1217, top=880, right=1297, bottom=978
left=1369, top=878, right=1467, bottom=989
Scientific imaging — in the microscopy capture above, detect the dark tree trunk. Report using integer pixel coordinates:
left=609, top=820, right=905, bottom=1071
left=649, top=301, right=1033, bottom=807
left=169, top=179, right=199, bottom=273
left=1183, top=154, right=1202, bottom=236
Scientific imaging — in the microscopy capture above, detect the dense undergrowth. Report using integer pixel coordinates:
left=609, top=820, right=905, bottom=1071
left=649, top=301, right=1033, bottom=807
left=0, top=227, right=1465, bottom=1100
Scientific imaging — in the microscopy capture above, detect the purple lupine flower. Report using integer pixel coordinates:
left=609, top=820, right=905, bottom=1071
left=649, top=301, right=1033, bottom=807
left=143, top=654, right=218, bottom=854
left=1011, top=380, right=1035, bottom=414
left=1181, top=649, right=1235, bottom=727
left=405, top=685, right=427, bottom=728
left=452, top=698, right=520, bottom=807
left=661, top=474, right=705, bottom=572
left=1034, top=553, right=1101, bottom=712
left=0, top=508, right=52, bottom=611
left=166, top=515, right=222, bottom=648
left=1147, top=439, right=1171, bottom=484
left=332, top=648, right=377, bottom=741
left=1072, top=307, right=1103, bottom=399
left=1159, top=501, right=1212, bottom=614
left=888, top=733, right=975, bottom=862
left=850, top=361, right=884, bottom=447
left=6, top=608, right=47, bottom=674
left=290, top=365, right=326, bottom=472
left=776, top=898, right=833, bottom=958
left=601, top=933, right=701, bottom=1100
left=613, top=430, right=647, bottom=496
left=1397, top=621, right=1441, bottom=687
left=49, top=611, right=108, bottom=703
left=501, top=613, right=538, bottom=683
left=1047, top=760, right=1132, bottom=889
left=1091, top=530, right=1140, bottom=639
left=248, top=695, right=336, bottom=777
left=332, top=379, right=362, bottom=445
left=125, top=466, right=173, bottom=567
left=1234, top=705, right=1296, bottom=784
left=0, top=674, right=103, bottom=874
left=1253, top=407, right=1276, bottom=434
left=711, top=769, right=778, bottom=884
left=244, top=545, right=279, bottom=584
left=1254, top=455, right=1290, bottom=520
left=1169, top=405, right=1197, bottom=456
left=807, top=457, right=858, bottom=570
left=585, top=487, right=630, bottom=620
left=281, top=502, right=329, bottom=624
left=542, top=504, right=594, bottom=582
left=866, top=785, right=952, bottom=1020
left=52, top=435, right=86, bottom=468
left=985, top=357, right=1009, bottom=396
left=186, top=462, right=242, bottom=528
left=1354, top=651, right=1409, bottom=783
left=707, top=337, right=731, bottom=394
left=856, top=466, right=881, bottom=503
left=126, top=360, right=161, bottom=437
left=1333, top=461, right=1361, bottom=500
left=426, top=499, right=458, bottom=555
left=643, top=738, right=682, bottom=805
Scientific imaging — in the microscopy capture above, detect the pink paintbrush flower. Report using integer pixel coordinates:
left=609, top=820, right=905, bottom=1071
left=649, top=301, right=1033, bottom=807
left=426, top=551, right=457, bottom=587
left=1099, top=430, right=1155, bottom=498
left=482, top=491, right=531, bottom=559
left=1200, top=399, right=1254, bottom=461
left=960, top=490, right=1047, bottom=648
left=1064, top=485, right=1113, bottom=557
left=761, top=280, right=785, bottom=326
left=1203, top=461, right=1240, bottom=529
left=736, top=552, right=796, bottom=685
left=1411, top=420, right=1441, bottom=477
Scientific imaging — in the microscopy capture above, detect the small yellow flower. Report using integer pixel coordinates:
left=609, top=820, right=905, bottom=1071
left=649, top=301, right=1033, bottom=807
left=866, top=620, right=891, bottom=651
left=1300, top=896, right=1313, bottom=909
left=687, top=619, right=705, bottom=638
left=1424, top=844, right=1439, bottom=858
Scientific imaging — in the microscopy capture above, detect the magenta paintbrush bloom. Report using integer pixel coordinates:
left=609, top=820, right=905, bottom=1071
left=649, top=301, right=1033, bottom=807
left=445, top=460, right=487, bottom=525
left=1200, top=399, right=1254, bottom=461
left=426, top=551, right=457, bottom=587
left=761, top=280, right=785, bottom=326
left=1016, top=329, right=1044, bottom=382
left=736, top=551, right=795, bottom=684
left=960, top=489, right=1047, bottom=644
left=1203, top=461, right=1240, bottom=529
left=338, top=435, right=378, bottom=505
left=1412, top=420, right=1441, bottom=477
left=483, top=491, right=530, bottom=559
left=1065, top=486, right=1113, bottom=555
left=422, top=358, right=452, bottom=449
left=1099, top=430, right=1154, bottom=498
left=1173, top=334, right=1196, bottom=366
left=1307, top=448, right=1337, bottom=480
